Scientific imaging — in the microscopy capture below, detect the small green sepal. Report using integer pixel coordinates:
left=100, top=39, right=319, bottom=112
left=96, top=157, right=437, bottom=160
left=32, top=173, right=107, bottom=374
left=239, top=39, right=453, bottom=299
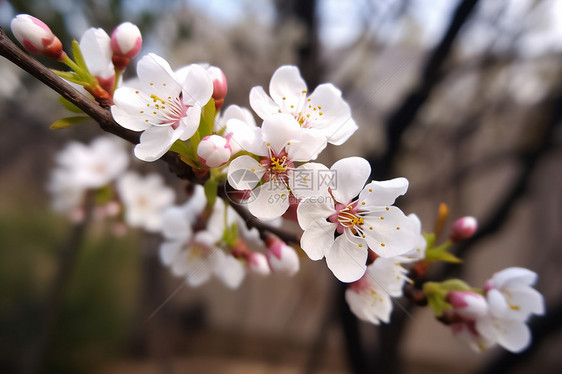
left=50, top=116, right=90, bottom=129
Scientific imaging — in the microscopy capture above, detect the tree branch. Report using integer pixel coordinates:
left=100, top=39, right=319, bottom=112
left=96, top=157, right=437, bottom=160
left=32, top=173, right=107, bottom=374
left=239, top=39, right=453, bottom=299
left=0, top=26, right=195, bottom=181
left=0, top=26, right=300, bottom=246
left=368, top=0, right=481, bottom=181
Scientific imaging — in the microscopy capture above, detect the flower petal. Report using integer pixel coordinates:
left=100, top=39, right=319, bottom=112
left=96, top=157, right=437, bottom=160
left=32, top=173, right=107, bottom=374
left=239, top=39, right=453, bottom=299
left=248, top=179, right=290, bottom=220
left=134, top=125, right=177, bottom=162
left=503, top=286, right=545, bottom=319
left=80, top=28, right=113, bottom=79
left=227, top=156, right=266, bottom=190
left=111, top=88, right=151, bottom=132
left=362, top=206, right=419, bottom=258
left=261, top=113, right=302, bottom=155
left=307, top=83, right=357, bottom=145
left=286, top=129, right=327, bottom=162
left=325, top=233, right=367, bottom=282
left=249, top=86, right=280, bottom=119
left=359, top=177, right=409, bottom=207
left=330, top=157, right=371, bottom=203
left=178, top=105, right=201, bottom=141
left=289, top=162, right=331, bottom=200
left=296, top=194, right=335, bottom=230
left=491, top=267, right=538, bottom=289
left=137, top=53, right=182, bottom=96
left=300, top=220, right=337, bottom=261
left=345, top=282, right=392, bottom=324
left=226, top=118, right=267, bottom=156
left=269, top=65, right=307, bottom=106
left=159, top=241, right=182, bottom=266
left=213, top=251, right=246, bottom=289
left=161, top=206, right=191, bottom=241
left=180, top=64, right=214, bottom=106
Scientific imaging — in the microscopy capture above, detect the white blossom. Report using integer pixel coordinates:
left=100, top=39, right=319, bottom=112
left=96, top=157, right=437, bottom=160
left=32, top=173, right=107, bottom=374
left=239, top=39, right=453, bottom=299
left=160, top=194, right=245, bottom=288
left=345, top=257, right=409, bottom=324
left=227, top=113, right=327, bottom=220
left=117, top=172, right=175, bottom=232
left=296, top=157, right=419, bottom=282
left=111, top=53, right=213, bottom=161
left=249, top=65, right=357, bottom=145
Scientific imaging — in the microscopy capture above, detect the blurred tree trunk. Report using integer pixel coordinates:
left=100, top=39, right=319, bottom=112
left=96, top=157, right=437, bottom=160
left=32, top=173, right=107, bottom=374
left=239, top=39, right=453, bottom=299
left=274, top=0, right=322, bottom=89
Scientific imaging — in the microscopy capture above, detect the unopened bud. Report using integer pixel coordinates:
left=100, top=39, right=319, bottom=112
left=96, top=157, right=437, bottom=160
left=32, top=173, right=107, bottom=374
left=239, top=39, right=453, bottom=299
left=266, top=237, right=299, bottom=276
left=247, top=252, right=271, bottom=276
left=446, top=291, right=488, bottom=319
left=207, top=66, right=227, bottom=111
left=197, top=135, right=232, bottom=168
left=11, top=14, right=64, bottom=60
left=449, top=216, right=478, bottom=242
left=110, top=22, right=142, bottom=70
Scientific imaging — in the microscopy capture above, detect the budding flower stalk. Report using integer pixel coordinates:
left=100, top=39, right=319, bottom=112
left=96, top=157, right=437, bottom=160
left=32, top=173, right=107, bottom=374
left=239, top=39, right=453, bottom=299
left=110, top=22, right=142, bottom=71
left=207, top=66, right=227, bottom=111
left=11, top=14, right=65, bottom=60
left=266, top=236, right=299, bottom=276
left=450, top=216, right=478, bottom=242
left=247, top=252, right=271, bottom=276
left=197, top=135, right=232, bottom=168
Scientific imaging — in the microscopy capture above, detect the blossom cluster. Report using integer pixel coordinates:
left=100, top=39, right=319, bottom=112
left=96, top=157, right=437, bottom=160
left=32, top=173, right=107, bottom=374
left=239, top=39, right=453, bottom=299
left=48, top=136, right=175, bottom=233
left=11, top=14, right=545, bottom=356
left=441, top=268, right=544, bottom=353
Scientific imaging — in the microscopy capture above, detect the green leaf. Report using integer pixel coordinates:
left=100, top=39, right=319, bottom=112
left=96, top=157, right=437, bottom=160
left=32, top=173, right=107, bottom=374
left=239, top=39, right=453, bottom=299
left=179, top=154, right=199, bottom=169
left=423, top=282, right=452, bottom=317
left=170, top=139, right=191, bottom=156
left=222, top=223, right=238, bottom=247
left=423, top=232, right=436, bottom=250
left=52, top=69, right=85, bottom=85
left=50, top=116, right=91, bottom=130
left=198, top=98, right=216, bottom=138
left=70, top=40, right=94, bottom=82
left=425, top=243, right=462, bottom=263
left=426, top=293, right=453, bottom=317
left=204, top=178, right=218, bottom=207
left=59, top=96, right=83, bottom=113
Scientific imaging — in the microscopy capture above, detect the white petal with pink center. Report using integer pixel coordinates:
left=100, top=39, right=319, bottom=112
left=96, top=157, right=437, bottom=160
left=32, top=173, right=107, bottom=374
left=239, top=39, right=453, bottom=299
left=296, top=157, right=418, bottom=282
left=345, top=257, right=409, bottom=324
left=484, top=267, right=545, bottom=321
left=227, top=113, right=327, bottom=220
left=249, top=65, right=357, bottom=145
left=111, top=53, right=213, bottom=162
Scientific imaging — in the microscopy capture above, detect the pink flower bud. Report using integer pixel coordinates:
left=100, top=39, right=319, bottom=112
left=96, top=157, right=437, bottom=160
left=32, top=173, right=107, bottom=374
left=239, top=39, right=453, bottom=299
left=247, top=252, right=271, bottom=276
left=197, top=135, right=232, bottom=168
left=266, top=237, right=300, bottom=276
left=449, top=216, right=477, bottom=242
left=206, top=66, right=227, bottom=111
left=110, top=22, right=142, bottom=70
left=446, top=291, right=488, bottom=320
left=11, top=14, right=64, bottom=60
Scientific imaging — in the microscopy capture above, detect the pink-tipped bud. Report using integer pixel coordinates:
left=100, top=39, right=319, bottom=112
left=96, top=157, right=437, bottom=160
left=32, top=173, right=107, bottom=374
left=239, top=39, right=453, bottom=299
left=206, top=66, right=227, bottom=111
left=11, top=14, right=64, bottom=60
left=247, top=252, right=271, bottom=276
left=266, top=237, right=300, bottom=276
left=110, top=22, right=142, bottom=70
left=446, top=291, right=488, bottom=320
left=197, top=135, right=232, bottom=168
left=449, top=216, right=478, bottom=242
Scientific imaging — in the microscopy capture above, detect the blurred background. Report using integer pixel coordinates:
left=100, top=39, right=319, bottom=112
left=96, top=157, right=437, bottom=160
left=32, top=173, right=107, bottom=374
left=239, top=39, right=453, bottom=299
left=1, top=0, right=562, bottom=373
